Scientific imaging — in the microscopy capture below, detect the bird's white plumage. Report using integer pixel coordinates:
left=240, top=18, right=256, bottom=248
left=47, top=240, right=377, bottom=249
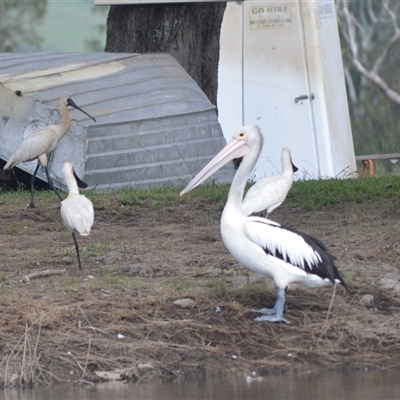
left=60, top=163, right=94, bottom=236
left=244, top=218, right=323, bottom=271
left=60, top=162, right=94, bottom=270
left=61, top=196, right=94, bottom=236
left=242, top=147, right=296, bottom=216
left=5, top=128, right=58, bottom=168
left=4, top=98, right=73, bottom=170
left=220, top=207, right=333, bottom=291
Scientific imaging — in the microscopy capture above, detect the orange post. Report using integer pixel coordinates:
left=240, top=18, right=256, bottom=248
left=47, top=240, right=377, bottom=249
left=361, top=159, right=374, bottom=177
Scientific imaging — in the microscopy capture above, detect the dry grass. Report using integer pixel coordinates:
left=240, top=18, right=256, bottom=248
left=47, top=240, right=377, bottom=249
left=2, top=275, right=400, bottom=388
left=1, top=188, right=400, bottom=387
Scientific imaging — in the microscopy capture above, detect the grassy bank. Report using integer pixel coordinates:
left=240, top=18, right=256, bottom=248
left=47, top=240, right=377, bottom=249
left=1, top=175, right=400, bottom=388
left=2, top=174, right=400, bottom=210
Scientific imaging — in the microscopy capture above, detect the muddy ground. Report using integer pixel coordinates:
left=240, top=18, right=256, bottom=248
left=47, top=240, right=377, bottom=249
left=1, top=187, right=400, bottom=388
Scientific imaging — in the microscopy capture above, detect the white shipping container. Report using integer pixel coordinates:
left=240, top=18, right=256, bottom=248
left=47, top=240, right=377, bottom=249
left=218, top=0, right=356, bottom=179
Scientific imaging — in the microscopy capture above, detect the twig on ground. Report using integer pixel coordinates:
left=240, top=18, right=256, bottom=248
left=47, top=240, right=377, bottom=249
left=20, top=269, right=66, bottom=284
left=318, top=284, right=337, bottom=338
left=81, top=337, right=92, bottom=381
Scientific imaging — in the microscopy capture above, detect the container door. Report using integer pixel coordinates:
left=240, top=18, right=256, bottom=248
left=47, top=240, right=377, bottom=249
left=218, top=0, right=355, bottom=179
left=242, top=1, right=318, bottom=179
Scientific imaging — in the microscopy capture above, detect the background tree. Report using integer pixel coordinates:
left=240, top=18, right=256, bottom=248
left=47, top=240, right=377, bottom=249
left=105, top=2, right=227, bottom=107
left=84, top=5, right=109, bottom=52
left=0, top=0, right=47, bottom=52
left=336, top=0, right=400, bottom=160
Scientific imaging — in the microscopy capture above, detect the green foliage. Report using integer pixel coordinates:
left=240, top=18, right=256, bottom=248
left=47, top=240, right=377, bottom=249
left=350, top=84, right=400, bottom=157
left=205, top=279, right=230, bottom=300
left=84, top=5, right=109, bottom=51
left=337, top=1, right=400, bottom=160
left=115, top=186, right=183, bottom=207
left=0, top=2, right=108, bottom=52
left=0, top=0, right=47, bottom=51
left=177, top=180, right=230, bottom=209
left=0, top=273, right=10, bottom=286
left=96, top=181, right=230, bottom=210
left=4, top=175, right=400, bottom=212
left=287, top=175, right=400, bottom=209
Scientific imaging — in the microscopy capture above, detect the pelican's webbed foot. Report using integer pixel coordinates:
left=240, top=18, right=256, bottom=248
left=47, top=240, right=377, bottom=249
left=254, top=314, right=290, bottom=324
left=253, top=287, right=290, bottom=324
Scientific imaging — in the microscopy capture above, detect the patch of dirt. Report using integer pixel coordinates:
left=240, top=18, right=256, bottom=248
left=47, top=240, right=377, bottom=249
left=1, top=191, right=400, bottom=388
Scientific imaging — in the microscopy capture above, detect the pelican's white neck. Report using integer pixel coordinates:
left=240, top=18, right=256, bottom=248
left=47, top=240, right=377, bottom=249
left=225, top=129, right=263, bottom=212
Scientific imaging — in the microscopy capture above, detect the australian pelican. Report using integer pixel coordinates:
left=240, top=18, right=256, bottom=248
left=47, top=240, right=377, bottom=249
left=180, top=125, right=350, bottom=323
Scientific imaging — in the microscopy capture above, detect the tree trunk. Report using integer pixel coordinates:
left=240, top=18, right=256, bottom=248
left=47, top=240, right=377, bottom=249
left=105, top=2, right=227, bottom=107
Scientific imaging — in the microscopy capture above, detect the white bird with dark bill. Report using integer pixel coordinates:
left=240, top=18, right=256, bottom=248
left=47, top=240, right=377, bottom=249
left=241, top=147, right=298, bottom=217
left=3, top=96, right=96, bottom=208
left=180, top=125, right=350, bottom=323
left=60, top=162, right=94, bottom=270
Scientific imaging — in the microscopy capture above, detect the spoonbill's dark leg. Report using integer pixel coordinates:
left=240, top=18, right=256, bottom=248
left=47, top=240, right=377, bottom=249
left=28, top=164, right=40, bottom=209
left=254, top=287, right=290, bottom=324
left=71, top=232, right=82, bottom=270
left=43, top=166, right=64, bottom=202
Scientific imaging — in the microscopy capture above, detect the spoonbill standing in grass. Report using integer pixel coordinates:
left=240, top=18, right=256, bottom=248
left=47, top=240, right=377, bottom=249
left=180, top=125, right=350, bottom=323
left=3, top=97, right=96, bottom=208
left=60, top=162, right=94, bottom=270
left=241, top=147, right=298, bottom=217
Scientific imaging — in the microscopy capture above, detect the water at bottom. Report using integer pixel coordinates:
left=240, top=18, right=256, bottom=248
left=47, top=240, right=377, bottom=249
left=2, top=368, right=398, bottom=400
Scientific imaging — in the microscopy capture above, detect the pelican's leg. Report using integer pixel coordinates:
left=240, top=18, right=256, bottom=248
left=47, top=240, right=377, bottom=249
left=254, top=288, right=290, bottom=324
left=28, top=164, right=40, bottom=208
left=44, top=166, right=64, bottom=202
left=71, top=232, right=83, bottom=270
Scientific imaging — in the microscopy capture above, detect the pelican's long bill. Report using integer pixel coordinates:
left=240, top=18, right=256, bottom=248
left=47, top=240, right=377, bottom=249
left=67, top=98, right=96, bottom=122
left=180, top=136, right=250, bottom=196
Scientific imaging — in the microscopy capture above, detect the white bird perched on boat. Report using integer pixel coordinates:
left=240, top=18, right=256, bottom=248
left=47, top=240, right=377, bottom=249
left=241, top=147, right=298, bottom=217
left=3, top=97, right=96, bottom=208
left=180, top=125, right=350, bottom=323
left=60, top=162, right=94, bottom=270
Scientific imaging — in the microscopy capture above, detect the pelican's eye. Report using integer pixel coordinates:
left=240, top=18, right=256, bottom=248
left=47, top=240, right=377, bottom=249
left=238, top=132, right=245, bottom=139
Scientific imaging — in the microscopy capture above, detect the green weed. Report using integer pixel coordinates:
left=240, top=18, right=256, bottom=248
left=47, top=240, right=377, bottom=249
left=286, top=175, right=400, bottom=210
left=0, top=273, right=10, bottom=286
left=2, top=174, right=400, bottom=213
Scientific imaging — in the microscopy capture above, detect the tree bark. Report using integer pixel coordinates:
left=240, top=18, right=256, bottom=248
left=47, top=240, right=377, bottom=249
left=105, top=2, right=227, bottom=107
